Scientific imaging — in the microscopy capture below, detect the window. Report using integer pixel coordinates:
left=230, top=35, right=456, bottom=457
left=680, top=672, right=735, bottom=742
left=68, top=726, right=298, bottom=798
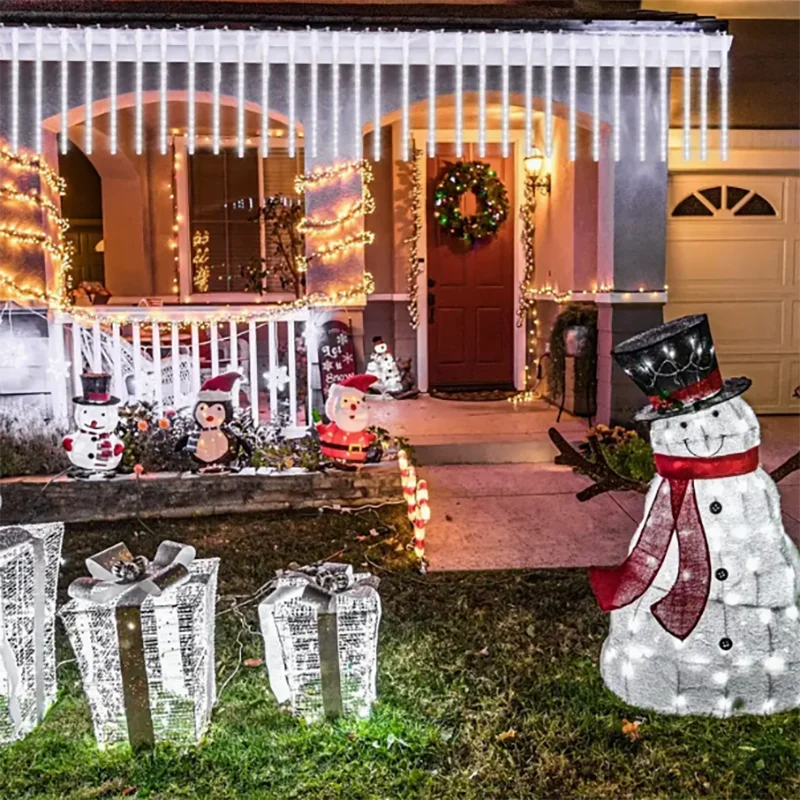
left=672, top=185, right=777, bottom=218
left=185, top=142, right=305, bottom=295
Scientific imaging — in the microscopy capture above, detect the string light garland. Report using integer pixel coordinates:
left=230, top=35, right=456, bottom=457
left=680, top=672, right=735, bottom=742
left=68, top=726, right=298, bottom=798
left=297, top=231, right=375, bottom=272
left=294, top=159, right=372, bottom=194
left=0, top=186, right=69, bottom=232
left=66, top=273, right=376, bottom=327
left=404, top=147, right=424, bottom=330
left=0, top=148, right=65, bottom=197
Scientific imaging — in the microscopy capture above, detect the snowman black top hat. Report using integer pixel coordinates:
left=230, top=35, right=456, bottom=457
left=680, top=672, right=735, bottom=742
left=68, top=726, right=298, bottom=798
left=612, top=314, right=751, bottom=421
left=74, top=372, right=120, bottom=406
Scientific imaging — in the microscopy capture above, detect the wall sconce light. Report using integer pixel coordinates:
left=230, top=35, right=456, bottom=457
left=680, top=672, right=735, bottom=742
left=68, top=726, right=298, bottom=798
left=523, top=146, right=552, bottom=196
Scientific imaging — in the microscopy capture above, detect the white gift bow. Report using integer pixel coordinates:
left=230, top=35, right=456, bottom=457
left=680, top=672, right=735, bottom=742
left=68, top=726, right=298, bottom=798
left=67, top=540, right=196, bottom=605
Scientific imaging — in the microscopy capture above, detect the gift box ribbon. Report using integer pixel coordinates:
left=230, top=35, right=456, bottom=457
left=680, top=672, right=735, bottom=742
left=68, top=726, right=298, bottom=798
left=68, top=540, right=195, bottom=749
left=262, top=563, right=379, bottom=719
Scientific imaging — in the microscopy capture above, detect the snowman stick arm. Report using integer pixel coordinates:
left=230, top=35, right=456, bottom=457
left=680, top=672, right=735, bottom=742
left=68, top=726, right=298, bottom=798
left=770, top=450, right=800, bottom=485
left=548, top=428, right=648, bottom=501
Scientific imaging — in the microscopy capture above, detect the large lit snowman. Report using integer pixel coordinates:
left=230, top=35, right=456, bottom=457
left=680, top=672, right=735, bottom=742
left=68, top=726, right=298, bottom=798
left=62, top=373, right=125, bottom=477
left=592, top=314, right=800, bottom=716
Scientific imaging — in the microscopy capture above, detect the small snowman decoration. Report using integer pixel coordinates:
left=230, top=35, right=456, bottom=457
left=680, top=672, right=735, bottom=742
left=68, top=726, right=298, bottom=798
left=62, top=373, right=125, bottom=478
left=592, top=314, right=800, bottom=717
left=180, top=372, right=248, bottom=472
left=316, top=374, right=379, bottom=468
left=366, top=336, right=402, bottom=396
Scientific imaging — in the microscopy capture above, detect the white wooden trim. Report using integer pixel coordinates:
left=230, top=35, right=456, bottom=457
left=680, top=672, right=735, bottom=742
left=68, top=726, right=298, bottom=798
left=368, top=293, right=410, bottom=302
left=668, top=129, right=800, bottom=172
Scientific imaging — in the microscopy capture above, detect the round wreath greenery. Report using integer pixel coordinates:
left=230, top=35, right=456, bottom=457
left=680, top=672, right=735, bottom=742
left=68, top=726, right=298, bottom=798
left=433, top=160, right=509, bottom=244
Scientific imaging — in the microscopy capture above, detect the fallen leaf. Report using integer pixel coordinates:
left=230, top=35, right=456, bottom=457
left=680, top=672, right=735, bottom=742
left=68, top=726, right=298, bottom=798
left=243, top=658, right=264, bottom=669
left=121, top=788, right=137, bottom=798
left=621, top=718, right=641, bottom=742
left=496, top=728, right=516, bottom=743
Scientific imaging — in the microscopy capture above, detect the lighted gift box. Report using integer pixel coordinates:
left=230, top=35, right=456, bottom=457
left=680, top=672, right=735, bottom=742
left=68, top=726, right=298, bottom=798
left=0, top=523, right=64, bottom=745
left=259, top=563, right=381, bottom=722
left=59, top=541, right=219, bottom=749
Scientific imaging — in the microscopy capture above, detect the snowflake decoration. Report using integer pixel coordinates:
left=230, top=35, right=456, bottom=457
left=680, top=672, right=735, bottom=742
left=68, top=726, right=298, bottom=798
left=321, top=359, right=334, bottom=373
left=342, top=353, right=354, bottom=364
left=336, top=333, right=349, bottom=346
left=263, top=365, right=291, bottom=392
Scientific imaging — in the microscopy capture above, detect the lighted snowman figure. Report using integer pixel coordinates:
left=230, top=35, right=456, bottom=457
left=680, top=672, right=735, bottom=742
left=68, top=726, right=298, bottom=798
left=316, top=374, right=379, bottom=467
left=62, top=373, right=125, bottom=478
left=366, top=336, right=403, bottom=396
left=592, top=314, right=800, bottom=717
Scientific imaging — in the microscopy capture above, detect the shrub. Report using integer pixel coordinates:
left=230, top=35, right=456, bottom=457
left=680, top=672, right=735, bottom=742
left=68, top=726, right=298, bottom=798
left=0, top=410, right=70, bottom=477
left=580, top=424, right=656, bottom=484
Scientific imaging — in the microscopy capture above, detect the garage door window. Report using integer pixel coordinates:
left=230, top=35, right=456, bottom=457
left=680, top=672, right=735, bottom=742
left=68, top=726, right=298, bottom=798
left=672, top=186, right=777, bottom=218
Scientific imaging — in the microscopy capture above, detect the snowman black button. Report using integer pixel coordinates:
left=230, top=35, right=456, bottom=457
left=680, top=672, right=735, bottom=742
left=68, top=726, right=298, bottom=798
left=719, top=637, right=733, bottom=651
left=88, top=453, right=95, bottom=460
left=715, top=568, right=728, bottom=581
left=91, top=436, right=98, bottom=442
left=709, top=501, right=723, bottom=515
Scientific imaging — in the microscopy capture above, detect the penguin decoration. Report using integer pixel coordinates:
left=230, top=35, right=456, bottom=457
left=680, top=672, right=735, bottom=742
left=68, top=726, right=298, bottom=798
left=178, top=372, right=251, bottom=472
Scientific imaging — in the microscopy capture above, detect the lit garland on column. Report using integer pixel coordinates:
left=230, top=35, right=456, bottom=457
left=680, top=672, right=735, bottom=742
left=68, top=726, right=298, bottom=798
left=0, top=147, right=72, bottom=307
left=403, top=147, right=424, bottom=329
left=510, top=171, right=540, bottom=406
left=295, top=159, right=375, bottom=273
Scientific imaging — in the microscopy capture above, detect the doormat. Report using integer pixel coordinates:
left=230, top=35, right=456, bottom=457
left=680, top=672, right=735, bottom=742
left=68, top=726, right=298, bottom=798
left=430, top=389, right=518, bottom=402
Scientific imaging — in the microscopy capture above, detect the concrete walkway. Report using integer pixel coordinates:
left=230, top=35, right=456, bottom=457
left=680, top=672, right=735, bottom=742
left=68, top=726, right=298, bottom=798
left=421, top=415, right=800, bottom=572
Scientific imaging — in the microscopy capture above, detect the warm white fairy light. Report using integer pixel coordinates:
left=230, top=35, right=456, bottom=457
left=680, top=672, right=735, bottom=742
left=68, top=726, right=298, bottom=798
left=34, top=28, right=43, bottom=155
left=310, top=30, right=318, bottom=159
left=568, top=33, right=577, bottom=162
left=332, top=31, right=340, bottom=159
left=261, top=32, right=270, bottom=158
left=159, top=29, right=169, bottom=156
left=638, top=35, right=646, bottom=162
left=401, top=31, right=410, bottom=162
left=237, top=30, right=246, bottom=158
left=188, top=28, right=196, bottom=155
left=354, top=33, right=362, bottom=159
left=455, top=32, right=464, bottom=158
left=373, top=35, right=381, bottom=161
left=84, top=28, right=94, bottom=156
left=428, top=31, right=436, bottom=158
left=109, top=29, right=118, bottom=155
left=478, top=32, right=487, bottom=158
left=133, top=29, right=145, bottom=155
left=10, top=28, right=19, bottom=154
left=288, top=30, right=296, bottom=158
left=60, top=29, right=69, bottom=155
left=613, top=34, right=621, bottom=162
left=700, top=34, right=709, bottom=162
left=501, top=31, right=510, bottom=159
left=592, top=35, right=600, bottom=162
left=659, top=35, right=668, bottom=162
left=544, top=32, right=553, bottom=159
left=524, top=32, right=533, bottom=156
left=212, top=29, right=221, bottom=155
left=683, top=36, right=691, bottom=161
left=720, top=40, right=729, bottom=162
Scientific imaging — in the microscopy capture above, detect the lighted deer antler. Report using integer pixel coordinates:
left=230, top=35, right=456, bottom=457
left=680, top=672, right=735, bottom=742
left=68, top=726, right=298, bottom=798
left=548, top=427, right=649, bottom=502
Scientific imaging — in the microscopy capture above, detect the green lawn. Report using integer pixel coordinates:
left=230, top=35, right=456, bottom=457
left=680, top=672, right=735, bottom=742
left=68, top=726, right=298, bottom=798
left=1, top=507, right=797, bottom=800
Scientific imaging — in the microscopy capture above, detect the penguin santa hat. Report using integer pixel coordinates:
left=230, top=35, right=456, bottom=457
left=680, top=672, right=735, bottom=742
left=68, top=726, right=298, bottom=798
left=196, top=372, right=241, bottom=404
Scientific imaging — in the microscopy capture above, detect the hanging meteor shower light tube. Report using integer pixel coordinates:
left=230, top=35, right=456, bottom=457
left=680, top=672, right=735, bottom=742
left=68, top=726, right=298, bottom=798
left=683, top=35, right=692, bottom=161
left=332, top=31, right=340, bottom=159
left=401, top=31, right=410, bottom=162
left=700, top=34, right=709, bottom=162
left=478, top=32, right=487, bottom=158
left=109, top=28, right=118, bottom=155
left=638, top=35, right=647, bottom=162
left=373, top=35, right=381, bottom=161
left=455, top=32, right=464, bottom=158
left=34, top=29, right=43, bottom=155
left=188, top=28, right=196, bottom=155
left=428, top=31, right=436, bottom=158
left=85, top=28, right=94, bottom=156
left=237, top=29, right=246, bottom=158
left=310, top=30, right=319, bottom=159
left=212, top=29, right=221, bottom=155
left=659, top=36, right=668, bottom=163
left=524, top=32, right=533, bottom=157
left=261, top=32, right=270, bottom=158
left=720, top=38, right=729, bottom=162
left=60, top=29, right=69, bottom=155
left=11, top=28, right=19, bottom=154
left=568, top=33, right=577, bottom=162
left=613, top=34, right=621, bottom=162
left=501, top=31, right=510, bottom=159
left=160, top=29, right=169, bottom=156
left=544, top=32, right=553, bottom=159
left=288, top=30, right=296, bottom=158
left=354, top=33, right=362, bottom=160
left=592, top=35, right=601, bottom=162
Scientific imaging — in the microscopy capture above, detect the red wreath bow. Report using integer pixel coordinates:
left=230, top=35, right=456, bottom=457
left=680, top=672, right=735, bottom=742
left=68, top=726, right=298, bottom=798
left=589, top=447, right=759, bottom=639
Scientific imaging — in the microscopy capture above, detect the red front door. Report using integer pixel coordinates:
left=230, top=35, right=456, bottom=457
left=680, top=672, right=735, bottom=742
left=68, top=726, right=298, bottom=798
left=427, top=143, right=515, bottom=390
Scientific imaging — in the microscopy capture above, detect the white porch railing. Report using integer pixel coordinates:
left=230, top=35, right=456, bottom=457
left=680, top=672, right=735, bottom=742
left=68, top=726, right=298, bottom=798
left=50, top=306, right=314, bottom=437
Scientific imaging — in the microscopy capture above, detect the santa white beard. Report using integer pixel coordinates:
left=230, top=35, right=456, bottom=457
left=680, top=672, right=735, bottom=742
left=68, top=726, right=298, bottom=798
left=599, top=396, right=800, bottom=716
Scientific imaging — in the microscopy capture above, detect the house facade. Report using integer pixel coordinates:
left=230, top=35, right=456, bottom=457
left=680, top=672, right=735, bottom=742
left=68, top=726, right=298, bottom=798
left=1, top=1, right=792, bottom=429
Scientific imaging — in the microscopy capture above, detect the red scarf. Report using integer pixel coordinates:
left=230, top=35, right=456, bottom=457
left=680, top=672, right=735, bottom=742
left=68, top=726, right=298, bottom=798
left=589, top=446, right=759, bottom=639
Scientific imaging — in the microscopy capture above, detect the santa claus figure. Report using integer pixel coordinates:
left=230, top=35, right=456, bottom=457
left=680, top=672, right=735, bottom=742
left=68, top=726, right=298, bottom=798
left=63, top=373, right=125, bottom=478
left=179, top=371, right=247, bottom=472
left=317, top=374, right=379, bottom=467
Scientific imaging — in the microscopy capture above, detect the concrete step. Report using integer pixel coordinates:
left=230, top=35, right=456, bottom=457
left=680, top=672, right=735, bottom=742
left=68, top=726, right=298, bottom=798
left=414, top=435, right=559, bottom=465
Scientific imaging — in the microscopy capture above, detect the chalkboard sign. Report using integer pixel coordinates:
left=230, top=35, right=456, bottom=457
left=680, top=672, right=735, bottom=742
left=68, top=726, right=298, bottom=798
left=318, top=319, right=356, bottom=399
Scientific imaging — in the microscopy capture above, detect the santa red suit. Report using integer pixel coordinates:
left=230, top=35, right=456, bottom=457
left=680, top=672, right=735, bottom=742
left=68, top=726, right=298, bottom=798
left=316, top=374, right=378, bottom=464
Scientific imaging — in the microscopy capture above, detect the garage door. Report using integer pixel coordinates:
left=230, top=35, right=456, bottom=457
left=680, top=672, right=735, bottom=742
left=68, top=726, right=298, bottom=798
left=665, top=174, right=800, bottom=414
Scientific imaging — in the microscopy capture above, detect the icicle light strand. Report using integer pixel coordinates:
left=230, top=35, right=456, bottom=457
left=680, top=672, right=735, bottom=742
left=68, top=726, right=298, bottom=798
left=354, top=34, right=362, bottom=160
left=11, top=29, right=19, bottom=154
left=84, top=29, right=94, bottom=156
left=592, top=36, right=600, bottom=162
left=261, top=32, right=269, bottom=158
left=60, top=29, right=69, bottom=155
left=188, top=29, right=196, bottom=155
left=310, top=30, right=318, bottom=159
left=544, top=32, right=553, bottom=159
left=332, top=31, right=340, bottom=160
left=613, top=34, right=621, bottom=162
left=568, top=33, right=577, bottom=162
left=34, top=29, right=43, bottom=155
left=212, top=29, right=221, bottom=155
left=700, top=34, right=709, bottom=162
left=288, top=31, right=296, bottom=158
left=501, top=31, right=510, bottom=159
left=683, top=36, right=691, bottom=161
left=134, top=29, right=145, bottom=155
left=109, top=29, right=118, bottom=155
left=401, top=32, right=410, bottom=162
left=428, top=31, right=436, bottom=158
left=373, top=36, right=381, bottom=161
left=455, top=32, right=464, bottom=158
left=720, top=39, right=729, bottom=162
left=524, top=33, right=533, bottom=156
left=659, top=36, right=668, bottom=163
left=160, top=29, right=169, bottom=156
left=638, top=36, right=646, bottom=162
left=237, top=30, right=245, bottom=158
left=478, top=32, right=487, bottom=158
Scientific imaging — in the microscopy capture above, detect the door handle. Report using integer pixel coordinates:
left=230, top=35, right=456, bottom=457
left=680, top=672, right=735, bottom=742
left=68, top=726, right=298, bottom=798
left=428, top=290, right=436, bottom=324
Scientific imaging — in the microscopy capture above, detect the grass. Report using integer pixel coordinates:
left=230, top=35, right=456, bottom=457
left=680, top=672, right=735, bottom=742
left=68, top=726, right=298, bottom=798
left=1, top=506, right=797, bottom=800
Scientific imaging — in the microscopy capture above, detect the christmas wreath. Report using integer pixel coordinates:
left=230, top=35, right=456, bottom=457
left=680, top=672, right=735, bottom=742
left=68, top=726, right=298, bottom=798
left=433, top=161, right=509, bottom=244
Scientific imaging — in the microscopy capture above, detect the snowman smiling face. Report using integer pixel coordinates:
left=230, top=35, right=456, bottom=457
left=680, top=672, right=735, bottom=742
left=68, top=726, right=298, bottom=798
left=649, top=396, right=760, bottom=459
left=75, top=404, right=119, bottom=434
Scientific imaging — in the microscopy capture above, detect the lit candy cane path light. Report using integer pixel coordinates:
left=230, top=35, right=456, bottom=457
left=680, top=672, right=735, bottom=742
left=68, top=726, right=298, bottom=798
left=398, top=450, right=417, bottom=523
left=413, top=480, right=431, bottom=562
